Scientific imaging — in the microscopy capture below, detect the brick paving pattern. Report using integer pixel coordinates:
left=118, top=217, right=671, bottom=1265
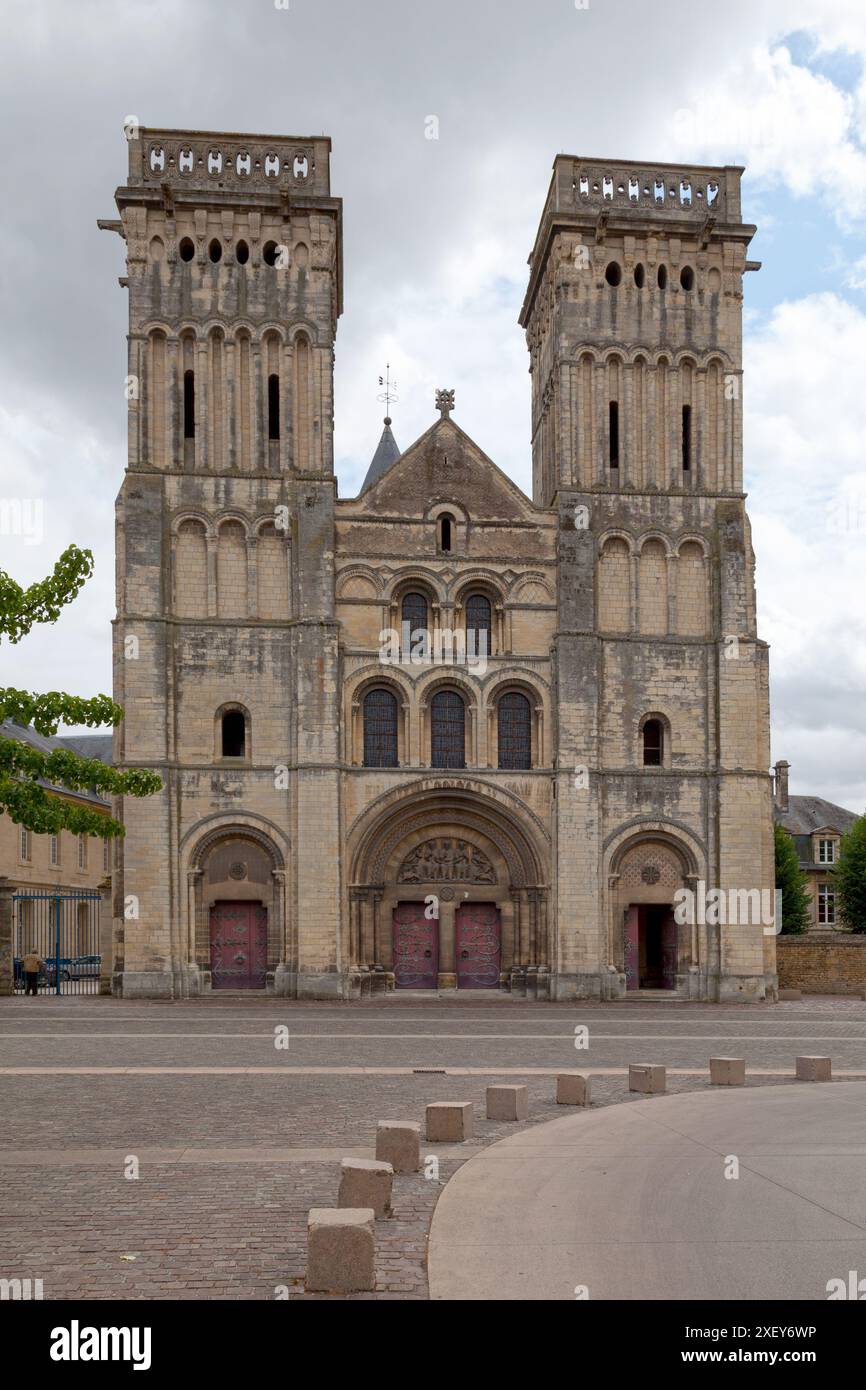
left=3, top=995, right=866, bottom=1299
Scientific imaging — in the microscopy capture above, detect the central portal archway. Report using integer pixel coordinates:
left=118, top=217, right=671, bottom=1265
left=346, top=781, right=550, bottom=993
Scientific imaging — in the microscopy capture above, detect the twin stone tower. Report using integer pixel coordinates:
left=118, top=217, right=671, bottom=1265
left=102, top=128, right=775, bottom=1002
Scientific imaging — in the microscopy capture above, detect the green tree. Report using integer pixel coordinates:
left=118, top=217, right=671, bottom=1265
left=1, top=544, right=161, bottom=838
left=774, top=823, right=811, bottom=935
left=833, top=814, right=866, bottom=933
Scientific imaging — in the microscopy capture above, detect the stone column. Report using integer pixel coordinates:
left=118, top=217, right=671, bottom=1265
left=511, top=887, right=523, bottom=965
left=0, top=877, right=14, bottom=996
left=187, top=868, right=203, bottom=966
left=350, top=699, right=360, bottom=765
left=371, top=888, right=384, bottom=967
left=98, top=876, right=113, bottom=996
left=359, top=891, right=374, bottom=966
left=438, top=897, right=456, bottom=987
left=247, top=535, right=258, bottom=620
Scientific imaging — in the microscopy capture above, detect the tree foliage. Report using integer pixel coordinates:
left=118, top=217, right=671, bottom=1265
left=833, top=814, right=866, bottom=933
left=773, top=823, right=811, bottom=935
left=0, top=544, right=161, bottom=838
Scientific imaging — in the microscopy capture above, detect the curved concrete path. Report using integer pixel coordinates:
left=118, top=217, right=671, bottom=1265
left=429, top=1082, right=866, bottom=1300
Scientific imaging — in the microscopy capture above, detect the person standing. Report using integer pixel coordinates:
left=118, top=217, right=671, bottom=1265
left=21, top=950, right=44, bottom=996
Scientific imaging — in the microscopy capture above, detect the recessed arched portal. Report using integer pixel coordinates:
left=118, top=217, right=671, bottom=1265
left=606, top=827, right=704, bottom=995
left=347, top=781, right=550, bottom=993
left=187, top=824, right=286, bottom=990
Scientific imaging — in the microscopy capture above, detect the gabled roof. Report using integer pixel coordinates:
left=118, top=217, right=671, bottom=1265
left=347, top=411, right=541, bottom=521
left=360, top=417, right=402, bottom=493
left=1, top=719, right=112, bottom=808
left=775, top=796, right=859, bottom=837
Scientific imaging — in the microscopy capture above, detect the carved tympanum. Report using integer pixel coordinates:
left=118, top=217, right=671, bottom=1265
left=398, top=837, right=495, bottom=884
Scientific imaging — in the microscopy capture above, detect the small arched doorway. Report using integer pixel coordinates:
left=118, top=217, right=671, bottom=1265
left=608, top=833, right=699, bottom=994
left=189, top=827, right=285, bottom=990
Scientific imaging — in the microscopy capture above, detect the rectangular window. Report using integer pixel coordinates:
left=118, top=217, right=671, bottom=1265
left=818, top=885, right=835, bottom=925
left=183, top=370, right=195, bottom=438
left=19, top=827, right=31, bottom=862
left=78, top=834, right=87, bottom=870
left=818, top=838, right=836, bottom=864
left=103, top=838, right=110, bottom=872
left=50, top=834, right=59, bottom=867
left=608, top=401, right=619, bottom=468
left=682, top=405, right=691, bottom=471
left=267, top=374, right=280, bottom=440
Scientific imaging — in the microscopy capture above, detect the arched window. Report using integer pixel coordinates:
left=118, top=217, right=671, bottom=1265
left=438, top=514, right=454, bottom=552
left=465, top=594, right=492, bottom=656
left=642, top=718, right=663, bottom=766
left=431, top=690, right=465, bottom=769
left=221, top=709, right=246, bottom=758
left=363, top=688, right=398, bottom=768
left=498, top=691, right=532, bottom=770
left=401, top=591, right=428, bottom=636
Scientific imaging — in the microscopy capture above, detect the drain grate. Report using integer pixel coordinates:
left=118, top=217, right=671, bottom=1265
left=413, top=1068, right=446, bottom=1074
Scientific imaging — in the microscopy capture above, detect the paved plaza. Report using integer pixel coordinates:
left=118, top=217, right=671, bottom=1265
left=2, top=993, right=866, bottom=1299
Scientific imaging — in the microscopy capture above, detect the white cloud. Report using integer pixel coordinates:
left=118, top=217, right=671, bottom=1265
left=746, top=293, right=866, bottom=808
left=669, top=43, right=866, bottom=227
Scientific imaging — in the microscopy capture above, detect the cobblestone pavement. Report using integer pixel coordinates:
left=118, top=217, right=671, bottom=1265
left=2, top=993, right=866, bottom=1300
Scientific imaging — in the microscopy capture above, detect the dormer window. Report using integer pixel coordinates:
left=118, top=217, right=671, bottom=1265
left=818, top=838, right=837, bottom=864
left=438, top=513, right=454, bottom=552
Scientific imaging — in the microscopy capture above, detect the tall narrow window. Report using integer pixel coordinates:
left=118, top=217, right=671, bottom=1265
left=268, top=374, right=280, bottom=440
left=221, top=709, right=246, bottom=758
left=103, top=838, right=110, bottom=872
left=50, top=834, right=59, bottom=867
left=363, top=688, right=398, bottom=767
left=183, top=370, right=195, bottom=438
left=498, top=691, right=532, bottom=770
left=465, top=594, right=492, bottom=656
left=78, top=834, right=87, bottom=870
left=682, top=404, right=691, bottom=471
left=20, top=827, right=31, bottom=862
left=431, top=690, right=465, bottom=769
left=438, top=514, right=453, bottom=552
left=642, top=719, right=663, bottom=766
left=609, top=401, right=619, bottom=468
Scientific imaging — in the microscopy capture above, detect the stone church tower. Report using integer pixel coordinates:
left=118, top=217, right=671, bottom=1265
left=520, top=158, right=774, bottom=1000
left=105, top=128, right=343, bottom=997
left=103, top=133, right=775, bottom=1002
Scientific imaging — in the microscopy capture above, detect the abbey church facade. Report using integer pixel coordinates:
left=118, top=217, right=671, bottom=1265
left=103, top=128, right=776, bottom=1001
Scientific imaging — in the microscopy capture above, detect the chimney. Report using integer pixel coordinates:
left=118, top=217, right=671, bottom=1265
left=774, top=760, right=789, bottom=813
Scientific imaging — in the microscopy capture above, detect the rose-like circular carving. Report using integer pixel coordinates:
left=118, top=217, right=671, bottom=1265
left=229, top=862, right=247, bottom=881
left=641, top=865, right=661, bottom=885
left=439, top=888, right=455, bottom=902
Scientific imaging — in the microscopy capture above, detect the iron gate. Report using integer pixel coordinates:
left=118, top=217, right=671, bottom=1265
left=12, top=891, right=101, bottom=996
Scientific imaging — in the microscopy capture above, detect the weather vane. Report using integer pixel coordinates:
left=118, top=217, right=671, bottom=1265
left=377, top=363, right=398, bottom=421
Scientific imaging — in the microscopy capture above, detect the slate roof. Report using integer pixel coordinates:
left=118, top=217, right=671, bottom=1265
left=360, top=417, right=401, bottom=493
left=774, top=795, right=859, bottom=837
left=1, top=719, right=112, bottom=808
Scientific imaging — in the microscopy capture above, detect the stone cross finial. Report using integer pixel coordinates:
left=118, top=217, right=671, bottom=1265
left=435, top=388, right=455, bottom=420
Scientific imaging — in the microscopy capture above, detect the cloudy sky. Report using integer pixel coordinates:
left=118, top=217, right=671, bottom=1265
left=1, top=0, right=865, bottom=811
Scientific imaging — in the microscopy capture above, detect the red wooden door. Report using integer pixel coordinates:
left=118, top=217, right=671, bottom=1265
left=455, top=902, right=501, bottom=989
left=624, top=905, right=639, bottom=990
left=393, top=902, right=438, bottom=989
left=210, top=902, right=267, bottom=989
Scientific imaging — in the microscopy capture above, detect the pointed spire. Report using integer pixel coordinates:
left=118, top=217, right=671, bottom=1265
left=360, top=415, right=401, bottom=493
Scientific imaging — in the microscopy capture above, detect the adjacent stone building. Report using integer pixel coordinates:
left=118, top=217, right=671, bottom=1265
left=773, top=759, right=858, bottom=930
left=102, top=131, right=776, bottom=1001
